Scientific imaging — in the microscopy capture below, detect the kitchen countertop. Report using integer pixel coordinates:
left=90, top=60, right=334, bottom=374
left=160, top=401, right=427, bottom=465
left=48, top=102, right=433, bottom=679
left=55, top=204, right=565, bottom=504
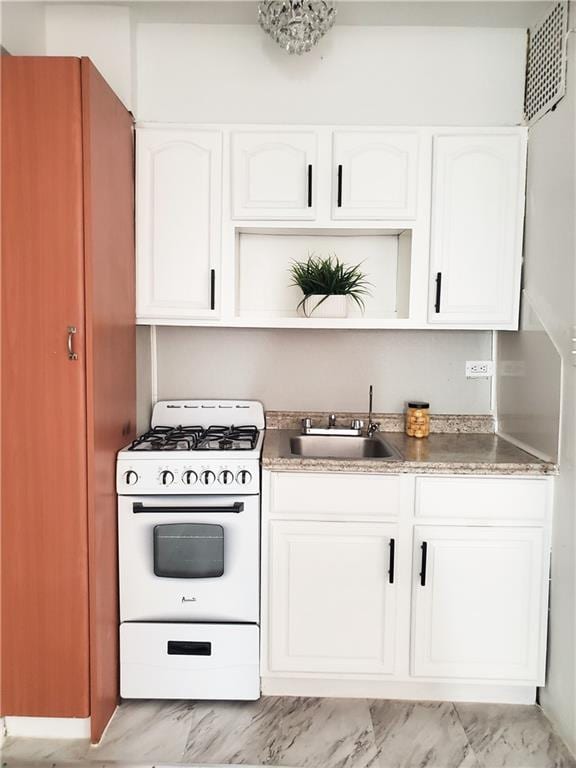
left=262, top=429, right=558, bottom=476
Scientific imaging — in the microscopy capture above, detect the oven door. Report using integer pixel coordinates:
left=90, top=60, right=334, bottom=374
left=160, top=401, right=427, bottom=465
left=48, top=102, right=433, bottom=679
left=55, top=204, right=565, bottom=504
left=118, top=494, right=259, bottom=622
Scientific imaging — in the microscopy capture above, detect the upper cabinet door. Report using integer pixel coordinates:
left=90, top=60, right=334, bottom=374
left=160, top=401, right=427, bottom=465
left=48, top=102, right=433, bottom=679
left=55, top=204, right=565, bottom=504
left=428, top=133, right=526, bottom=328
left=412, top=525, right=546, bottom=683
left=332, top=131, right=419, bottom=219
left=231, top=131, right=317, bottom=220
left=136, top=129, right=222, bottom=320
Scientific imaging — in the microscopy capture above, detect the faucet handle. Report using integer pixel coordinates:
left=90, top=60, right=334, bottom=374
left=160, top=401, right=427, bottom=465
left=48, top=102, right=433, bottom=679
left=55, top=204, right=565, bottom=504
left=301, top=417, right=312, bottom=433
left=328, top=414, right=336, bottom=427
left=351, top=419, right=364, bottom=431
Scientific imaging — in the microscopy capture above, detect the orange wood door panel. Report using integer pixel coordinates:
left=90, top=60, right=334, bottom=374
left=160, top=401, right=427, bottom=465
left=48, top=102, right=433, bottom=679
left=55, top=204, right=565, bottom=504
left=81, top=59, right=136, bottom=743
left=1, top=57, right=90, bottom=716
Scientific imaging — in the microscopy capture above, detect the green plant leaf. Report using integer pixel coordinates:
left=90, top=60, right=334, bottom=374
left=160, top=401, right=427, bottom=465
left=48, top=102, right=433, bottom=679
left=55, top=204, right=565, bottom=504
left=288, top=253, right=372, bottom=313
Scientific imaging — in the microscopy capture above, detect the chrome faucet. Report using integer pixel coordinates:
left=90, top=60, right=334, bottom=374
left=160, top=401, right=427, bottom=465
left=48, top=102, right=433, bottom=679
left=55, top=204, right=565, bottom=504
left=367, top=385, right=380, bottom=437
left=328, top=414, right=337, bottom=427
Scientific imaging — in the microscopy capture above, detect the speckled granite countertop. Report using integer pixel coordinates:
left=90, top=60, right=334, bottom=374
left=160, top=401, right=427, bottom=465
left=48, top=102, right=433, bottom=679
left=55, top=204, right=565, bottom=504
left=262, top=429, right=558, bottom=476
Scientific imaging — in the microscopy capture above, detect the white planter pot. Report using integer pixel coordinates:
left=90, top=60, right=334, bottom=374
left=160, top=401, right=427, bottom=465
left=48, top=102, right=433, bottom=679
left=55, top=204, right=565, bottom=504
left=300, top=294, right=348, bottom=318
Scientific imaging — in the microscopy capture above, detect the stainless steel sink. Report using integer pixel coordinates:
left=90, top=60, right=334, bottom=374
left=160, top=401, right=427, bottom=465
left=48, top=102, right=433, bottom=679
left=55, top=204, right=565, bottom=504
left=289, top=434, right=401, bottom=460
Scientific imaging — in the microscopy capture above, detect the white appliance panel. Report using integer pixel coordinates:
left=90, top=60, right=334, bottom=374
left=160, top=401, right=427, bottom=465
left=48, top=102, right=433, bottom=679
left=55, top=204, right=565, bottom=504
left=120, top=622, right=260, bottom=700
left=119, top=494, right=260, bottom=622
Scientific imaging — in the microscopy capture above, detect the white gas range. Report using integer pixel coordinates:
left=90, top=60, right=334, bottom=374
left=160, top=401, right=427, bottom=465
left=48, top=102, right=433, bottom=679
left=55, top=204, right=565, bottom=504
left=116, top=400, right=264, bottom=701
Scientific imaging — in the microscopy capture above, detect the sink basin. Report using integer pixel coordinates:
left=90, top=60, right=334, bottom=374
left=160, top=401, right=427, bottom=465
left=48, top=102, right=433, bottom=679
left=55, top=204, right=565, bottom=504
left=289, top=435, right=401, bottom=460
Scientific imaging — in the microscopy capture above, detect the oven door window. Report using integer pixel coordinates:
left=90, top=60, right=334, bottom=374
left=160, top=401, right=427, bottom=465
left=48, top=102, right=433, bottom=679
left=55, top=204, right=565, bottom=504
left=153, top=523, right=224, bottom=579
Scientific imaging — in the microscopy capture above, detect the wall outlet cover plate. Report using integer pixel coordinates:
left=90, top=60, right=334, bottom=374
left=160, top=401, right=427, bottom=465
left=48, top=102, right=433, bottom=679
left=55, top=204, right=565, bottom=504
left=466, top=360, right=495, bottom=378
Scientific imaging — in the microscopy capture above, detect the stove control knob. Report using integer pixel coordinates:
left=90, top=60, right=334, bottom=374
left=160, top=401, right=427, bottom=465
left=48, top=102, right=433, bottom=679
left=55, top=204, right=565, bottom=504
left=182, top=470, right=198, bottom=486
left=123, top=470, right=139, bottom=486
left=160, top=470, right=174, bottom=486
left=236, top=470, right=252, bottom=486
left=218, top=470, right=234, bottom=485
left=200, top=470, right=216, bottom=486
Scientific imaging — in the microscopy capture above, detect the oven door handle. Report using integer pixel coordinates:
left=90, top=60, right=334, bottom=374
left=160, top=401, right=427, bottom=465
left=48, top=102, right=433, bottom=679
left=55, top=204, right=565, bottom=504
left=132, top=502, right=244, bottom=514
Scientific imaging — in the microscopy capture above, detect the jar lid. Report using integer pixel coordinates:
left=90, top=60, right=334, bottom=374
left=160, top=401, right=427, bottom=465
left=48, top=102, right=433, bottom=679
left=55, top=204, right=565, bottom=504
left=408, top=401, right=429, bottom=409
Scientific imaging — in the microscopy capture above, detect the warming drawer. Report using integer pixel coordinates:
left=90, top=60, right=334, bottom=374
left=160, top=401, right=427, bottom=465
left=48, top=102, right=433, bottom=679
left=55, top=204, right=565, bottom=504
left=120, top=622, right=260, bottom=700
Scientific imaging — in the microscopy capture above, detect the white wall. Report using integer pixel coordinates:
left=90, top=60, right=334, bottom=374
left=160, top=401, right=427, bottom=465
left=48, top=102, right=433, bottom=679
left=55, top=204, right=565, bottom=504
left=1, top=2, right=46, bottom=54
left=136, top=21, right=526, bottom=125
left=497, top=295, right=562, bottom=462
left=45, top=4, right=132, bottom=108
left=147, top=325, right=493, bottom=415
left=495, top=19, right=576, bottom=755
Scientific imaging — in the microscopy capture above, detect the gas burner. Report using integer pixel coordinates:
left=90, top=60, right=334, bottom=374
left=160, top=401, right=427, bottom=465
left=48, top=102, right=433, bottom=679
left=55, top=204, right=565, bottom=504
left=128, top=424, right=260, bottom=452
left=129, top=425, right=204, bottom=451
left=196, top=425, right=260, bottom=451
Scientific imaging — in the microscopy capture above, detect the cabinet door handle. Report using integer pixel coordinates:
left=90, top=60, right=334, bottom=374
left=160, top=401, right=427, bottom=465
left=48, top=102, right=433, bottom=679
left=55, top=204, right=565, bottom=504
left=307, top=164, right=313, bottom=208
left=210, top=269, right=215, bottom=311
left=434, top=272, right=442, bottom=313
left=388, top=538, right=396, bottom=584
left=419, top=541, right=428, bottom=586
left=337, top=164, right=343, bottom=207
left=67, top=326, right=78, bottom=361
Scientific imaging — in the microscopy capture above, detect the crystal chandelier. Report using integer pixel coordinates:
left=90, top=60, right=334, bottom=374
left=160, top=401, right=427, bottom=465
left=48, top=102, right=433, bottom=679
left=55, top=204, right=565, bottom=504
left=258, top=0, right=337, bottom=55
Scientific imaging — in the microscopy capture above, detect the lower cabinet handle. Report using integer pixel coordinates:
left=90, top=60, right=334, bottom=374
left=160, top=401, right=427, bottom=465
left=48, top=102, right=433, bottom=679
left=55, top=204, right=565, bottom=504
left=434, top=272, right=442, bottom=313
left=67, top=326, right=78, bottom=361
left=388, top=538, right=396, bottom=584
left=420, top=541, right=428, bottom=586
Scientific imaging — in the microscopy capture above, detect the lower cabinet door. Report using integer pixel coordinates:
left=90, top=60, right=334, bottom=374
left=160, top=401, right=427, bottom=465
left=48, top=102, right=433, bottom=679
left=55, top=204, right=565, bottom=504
left=412, top=525, right=546, bottom=682
left=268, top=520, right=397, bottom=675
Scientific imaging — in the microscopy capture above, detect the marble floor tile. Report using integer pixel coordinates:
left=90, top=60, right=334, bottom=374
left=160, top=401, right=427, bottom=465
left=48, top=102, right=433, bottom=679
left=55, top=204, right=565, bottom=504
left=0, top=736, right=90, bottom=766
left=87, top=700, right=196, bottom=763
left=369, top=700, right=479, bottom=768
left=181, top=696, right=378, bottom=767
left=455, top=703, right=576, bottom=768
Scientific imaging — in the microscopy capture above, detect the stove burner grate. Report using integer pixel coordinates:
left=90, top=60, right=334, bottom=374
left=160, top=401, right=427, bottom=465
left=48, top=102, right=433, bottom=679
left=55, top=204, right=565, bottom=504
left=128, top=424, right=260, bottom=452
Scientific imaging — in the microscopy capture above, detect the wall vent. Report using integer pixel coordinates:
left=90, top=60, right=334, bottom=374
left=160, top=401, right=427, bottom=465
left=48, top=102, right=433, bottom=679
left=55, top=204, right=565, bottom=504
left=524, top=1, right=568, bottom=125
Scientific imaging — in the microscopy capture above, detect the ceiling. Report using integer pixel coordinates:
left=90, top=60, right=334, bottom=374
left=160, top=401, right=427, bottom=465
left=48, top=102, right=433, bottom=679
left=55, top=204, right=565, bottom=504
left=34, top=0, right=550, bottom=29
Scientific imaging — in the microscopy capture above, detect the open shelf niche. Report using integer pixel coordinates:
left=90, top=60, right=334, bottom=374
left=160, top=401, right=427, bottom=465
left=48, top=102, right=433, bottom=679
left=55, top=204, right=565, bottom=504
left=235, top=227, right=413, bottom=323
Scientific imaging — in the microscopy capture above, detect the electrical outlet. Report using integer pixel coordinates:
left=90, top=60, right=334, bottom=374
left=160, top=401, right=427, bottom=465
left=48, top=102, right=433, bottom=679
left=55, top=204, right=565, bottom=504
left=466, top=360, right=494, bottom=379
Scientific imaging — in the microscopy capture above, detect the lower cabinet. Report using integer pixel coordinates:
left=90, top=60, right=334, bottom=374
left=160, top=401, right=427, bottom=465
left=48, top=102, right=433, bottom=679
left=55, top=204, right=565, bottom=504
left=268, top=520, right=397, bottom=675
left=262, top=471, right=552, bottom=699
left=411, top=525, right=546, bottom=682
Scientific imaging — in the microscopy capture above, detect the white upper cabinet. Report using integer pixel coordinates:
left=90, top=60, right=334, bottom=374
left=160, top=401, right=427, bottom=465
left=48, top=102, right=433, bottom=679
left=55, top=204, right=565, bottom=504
left=411, top=525, right=546, bottom=683
left=428, top=132, right=526, bottom=328
left=332, top=131, right=419, bottom=220
left=268, top=520, right=397, bottom=675
left=136, top=128, right=222, bottom=320
left=231, top=131, right=318, bottom=220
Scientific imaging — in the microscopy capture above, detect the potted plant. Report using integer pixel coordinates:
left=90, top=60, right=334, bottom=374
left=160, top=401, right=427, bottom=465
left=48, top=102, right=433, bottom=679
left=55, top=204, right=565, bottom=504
left=289, top=253, right=371, bottom=318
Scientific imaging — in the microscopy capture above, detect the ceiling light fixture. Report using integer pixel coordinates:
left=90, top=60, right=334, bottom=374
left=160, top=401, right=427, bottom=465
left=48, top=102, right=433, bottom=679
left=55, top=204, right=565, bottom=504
left=258, top=0, right=337, bottom=55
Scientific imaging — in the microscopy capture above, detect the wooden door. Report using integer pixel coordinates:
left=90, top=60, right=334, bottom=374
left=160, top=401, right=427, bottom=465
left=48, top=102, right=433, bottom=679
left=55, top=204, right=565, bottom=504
left=81, top=58, right=135, bottom=743
left=1, top=58, right=90, bottom=717
left=136, top=128, right=222, bottom=320
left=428, top=133, right=526, bottom=327
left=268, top=520, right=397, bottom=675
left=332, top=131, right=419, bottom=219
left=411, top=525, right=546, bottom=682
left=231, top=131, right=317, bottom=219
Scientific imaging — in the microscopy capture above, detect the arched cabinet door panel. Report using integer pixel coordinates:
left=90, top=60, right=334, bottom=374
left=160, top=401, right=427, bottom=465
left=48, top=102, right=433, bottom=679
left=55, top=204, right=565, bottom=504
left=231, top=131, right=317, bottom=220
left=137, top=129, right=222, bottom=320
left=332, top=131, right=420, bottom=219
left=428, top=132, right=526, bottom=328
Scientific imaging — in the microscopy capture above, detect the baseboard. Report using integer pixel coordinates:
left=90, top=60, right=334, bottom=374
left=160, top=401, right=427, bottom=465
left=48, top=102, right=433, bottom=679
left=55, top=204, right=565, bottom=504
left=4, top=716, right=91, bottom=739
left=261, top=677, right=537, bottom=704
